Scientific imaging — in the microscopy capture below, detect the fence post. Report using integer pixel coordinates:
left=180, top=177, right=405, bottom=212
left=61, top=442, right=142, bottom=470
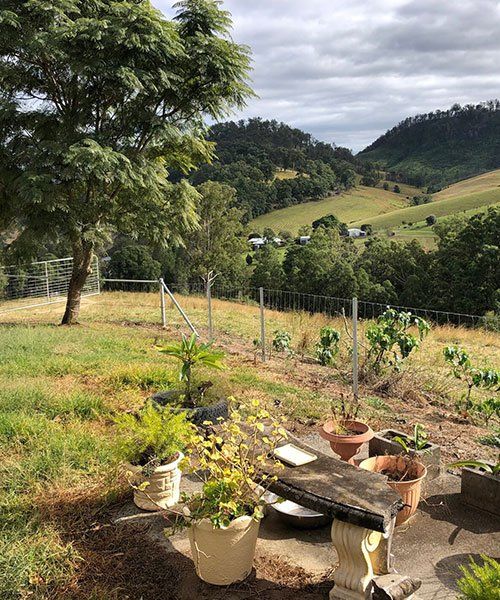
left=95, top=257, right=101, bottom=295
left=44, top=261, right=50, bottom=300
left=206, top=277, right=213, bottom=342
left=159, top=279, right=167, bottom=329
left=352, top=297, right=359, bottom=400
left=259, top=287, right=266, bottom=362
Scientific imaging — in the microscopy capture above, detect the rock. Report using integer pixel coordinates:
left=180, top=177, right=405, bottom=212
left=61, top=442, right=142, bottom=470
left=372, top=573, right=422, bottom=600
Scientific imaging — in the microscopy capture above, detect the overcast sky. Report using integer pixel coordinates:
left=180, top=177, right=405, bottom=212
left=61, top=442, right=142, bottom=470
left=154, top=0, right=500, bottom=152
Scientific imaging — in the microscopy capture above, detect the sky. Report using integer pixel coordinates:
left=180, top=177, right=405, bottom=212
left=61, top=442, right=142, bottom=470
left=154, top=0, right=500, bottom=152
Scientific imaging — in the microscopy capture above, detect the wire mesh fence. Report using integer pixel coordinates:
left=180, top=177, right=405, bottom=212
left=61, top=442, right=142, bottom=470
left=99, top=277, right=490, bottom=332
left=0, top=257, right=100, bottom=314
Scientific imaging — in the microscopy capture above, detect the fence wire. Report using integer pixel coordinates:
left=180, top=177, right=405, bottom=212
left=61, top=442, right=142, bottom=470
left=0, top=257, right=100, bottom=314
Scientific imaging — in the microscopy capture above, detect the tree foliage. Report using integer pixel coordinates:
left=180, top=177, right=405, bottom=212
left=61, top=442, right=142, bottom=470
left=174, top=180, right=247, bottom=288
left=359, top=101, right=500, bottom=190
left=0, top=0, right=252, bottom=323
left=191, top=118, right=364, bottom=221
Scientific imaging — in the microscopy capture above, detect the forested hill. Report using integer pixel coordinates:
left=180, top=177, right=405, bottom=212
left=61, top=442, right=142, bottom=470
left=190, top=119, right=371, bottom=222
left=358, top=101, right=500, bottom=191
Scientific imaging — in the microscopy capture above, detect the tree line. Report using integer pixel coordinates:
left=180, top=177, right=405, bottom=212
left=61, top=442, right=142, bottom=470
left=189, top=119, right=379, bottom=221
left=104, top=184, right=499, bottom=320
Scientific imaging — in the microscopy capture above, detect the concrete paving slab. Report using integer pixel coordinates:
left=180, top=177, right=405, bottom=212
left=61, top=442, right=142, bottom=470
left=113, top=436, right=500, bottom=599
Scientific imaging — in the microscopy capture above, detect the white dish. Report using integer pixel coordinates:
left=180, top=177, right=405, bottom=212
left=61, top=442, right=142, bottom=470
left=273, top=443, right=317, bottom=466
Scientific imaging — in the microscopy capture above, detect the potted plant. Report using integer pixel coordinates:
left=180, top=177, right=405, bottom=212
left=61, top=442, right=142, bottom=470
left=369, top=424, right=441, bottom=480
left=168, top=399, right=287, bottom=585
left=448, top=458, right=500, bottom=516
left=116, top=402, right=195, bottom=511
left=319, top=393, right=374, bottom=464
left=154, top=333, right=227, bottom=424
left=359, top=435, right=427, bottom=526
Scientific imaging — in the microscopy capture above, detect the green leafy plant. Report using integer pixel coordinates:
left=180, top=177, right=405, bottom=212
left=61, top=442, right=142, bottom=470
left=477, top=429, right=500, bottom=448
left=393, top=424, right=429, bottom=453
left=177, top=399, right=287, bottom=528
left=448, top=458, right=500, bottom=476
left=272, top=330, right=293, bottom=356
left=457, top=555, right=500, bottom=599
left=315, top=326, right=341, bottom=366
left=366, top=309, right=430, bottom=374
left=115, top=403, right=195, bottom=475
left=444, top=346, right=500, bottom=422
left=159, top=334, right=225, bottom=406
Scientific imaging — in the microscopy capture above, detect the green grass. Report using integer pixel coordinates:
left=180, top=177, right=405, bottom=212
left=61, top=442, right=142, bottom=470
left=250, top=185, right=408, bottom=234
left=353, top=190, right=500, bottom=230
left=274, top=169, right=299, bottom=180
left=250, top=169, right=500, bottom=247
left=0, top=294, right=498, bottom=596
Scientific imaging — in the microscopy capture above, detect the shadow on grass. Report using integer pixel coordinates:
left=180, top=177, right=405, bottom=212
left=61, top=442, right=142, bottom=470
left=38, top=489, right=333, bottom=599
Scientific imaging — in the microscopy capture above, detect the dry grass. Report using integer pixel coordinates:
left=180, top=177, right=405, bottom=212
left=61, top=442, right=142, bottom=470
left=0, top=291, right=498, bottom=597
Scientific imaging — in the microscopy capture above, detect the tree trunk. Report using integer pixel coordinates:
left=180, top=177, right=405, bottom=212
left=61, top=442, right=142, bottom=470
left=61, top=239, right=94, bottom=325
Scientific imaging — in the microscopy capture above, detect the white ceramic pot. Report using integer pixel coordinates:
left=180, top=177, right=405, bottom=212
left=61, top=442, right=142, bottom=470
left=125, top=452, right=184, bottom=511
left=188, top=515, right=260, bottom=585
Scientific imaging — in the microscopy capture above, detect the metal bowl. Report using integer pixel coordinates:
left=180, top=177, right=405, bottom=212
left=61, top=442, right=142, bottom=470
left=267, top=492, right=332, bottom=529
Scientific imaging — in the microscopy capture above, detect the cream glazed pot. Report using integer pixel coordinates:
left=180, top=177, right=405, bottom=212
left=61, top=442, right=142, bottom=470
left=125, top=452, right=184, bottom=511
left=188, top=515, right=261, bottom=585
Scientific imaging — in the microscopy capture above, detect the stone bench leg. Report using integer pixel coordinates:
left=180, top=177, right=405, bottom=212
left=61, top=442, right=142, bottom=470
left=330, top=519, right=384, bottom=600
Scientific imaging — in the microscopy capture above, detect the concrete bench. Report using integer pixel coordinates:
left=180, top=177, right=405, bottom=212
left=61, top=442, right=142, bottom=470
left=266, top=435, right=414, bottom=600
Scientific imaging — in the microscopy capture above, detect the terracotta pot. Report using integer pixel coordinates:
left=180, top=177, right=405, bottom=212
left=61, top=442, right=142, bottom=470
left=188, top=516, right=260, bottom=585
left=125, top=452, right=184, bottom=511
left=319, top=419, right=374, bottom=464
left=359, top=455, right=427, bottom=526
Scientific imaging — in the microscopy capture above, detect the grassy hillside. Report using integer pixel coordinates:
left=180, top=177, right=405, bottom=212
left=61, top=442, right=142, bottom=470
left=250, top=185, right=409, bottom=234
left=353, top=169, right=500, bottom=230
left=250, top=169, right=500, bottom=248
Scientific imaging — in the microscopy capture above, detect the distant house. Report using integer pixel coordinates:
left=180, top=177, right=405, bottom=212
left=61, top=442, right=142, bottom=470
left=273, top=237, right=284, bottom=246
left=248, top=237, right=266, bottom=250
left=298, top=235, right=311, bottom=245
left=347, top=228, right=366, bottom=238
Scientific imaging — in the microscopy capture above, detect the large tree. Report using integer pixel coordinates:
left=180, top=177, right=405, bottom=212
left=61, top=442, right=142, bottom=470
left=177, top=180, right=247, bottom=287
left=0, top=0, right=252, bottom=323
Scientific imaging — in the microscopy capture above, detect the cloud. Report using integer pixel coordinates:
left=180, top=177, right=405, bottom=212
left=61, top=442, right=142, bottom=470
left=154, top=0, right=500, bottom=152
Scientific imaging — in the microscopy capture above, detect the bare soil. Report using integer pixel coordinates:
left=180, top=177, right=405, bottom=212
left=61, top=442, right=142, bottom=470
left=210, top=328, right=497, bottom=464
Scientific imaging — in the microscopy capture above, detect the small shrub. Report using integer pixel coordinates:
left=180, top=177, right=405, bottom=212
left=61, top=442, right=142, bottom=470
left=315, top=326, right=340, bottom=366
left=477, top=429, right=500, bottom=448
left=393, top=423, right=429, bottom=453
left=365, top=309, right=430, bottom=374
left=444, top=346, right=500, bottom=422
left=457, top=555, right=500, bottom=600
left=178, top=399, right=287, bottom=528
left=158, top=334, right=224, bottom=405
left=272, top=330, right=293, bottom=356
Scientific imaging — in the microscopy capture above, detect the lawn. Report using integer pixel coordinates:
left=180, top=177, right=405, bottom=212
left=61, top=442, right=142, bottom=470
left=0, top=292, right=498, bottom=598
